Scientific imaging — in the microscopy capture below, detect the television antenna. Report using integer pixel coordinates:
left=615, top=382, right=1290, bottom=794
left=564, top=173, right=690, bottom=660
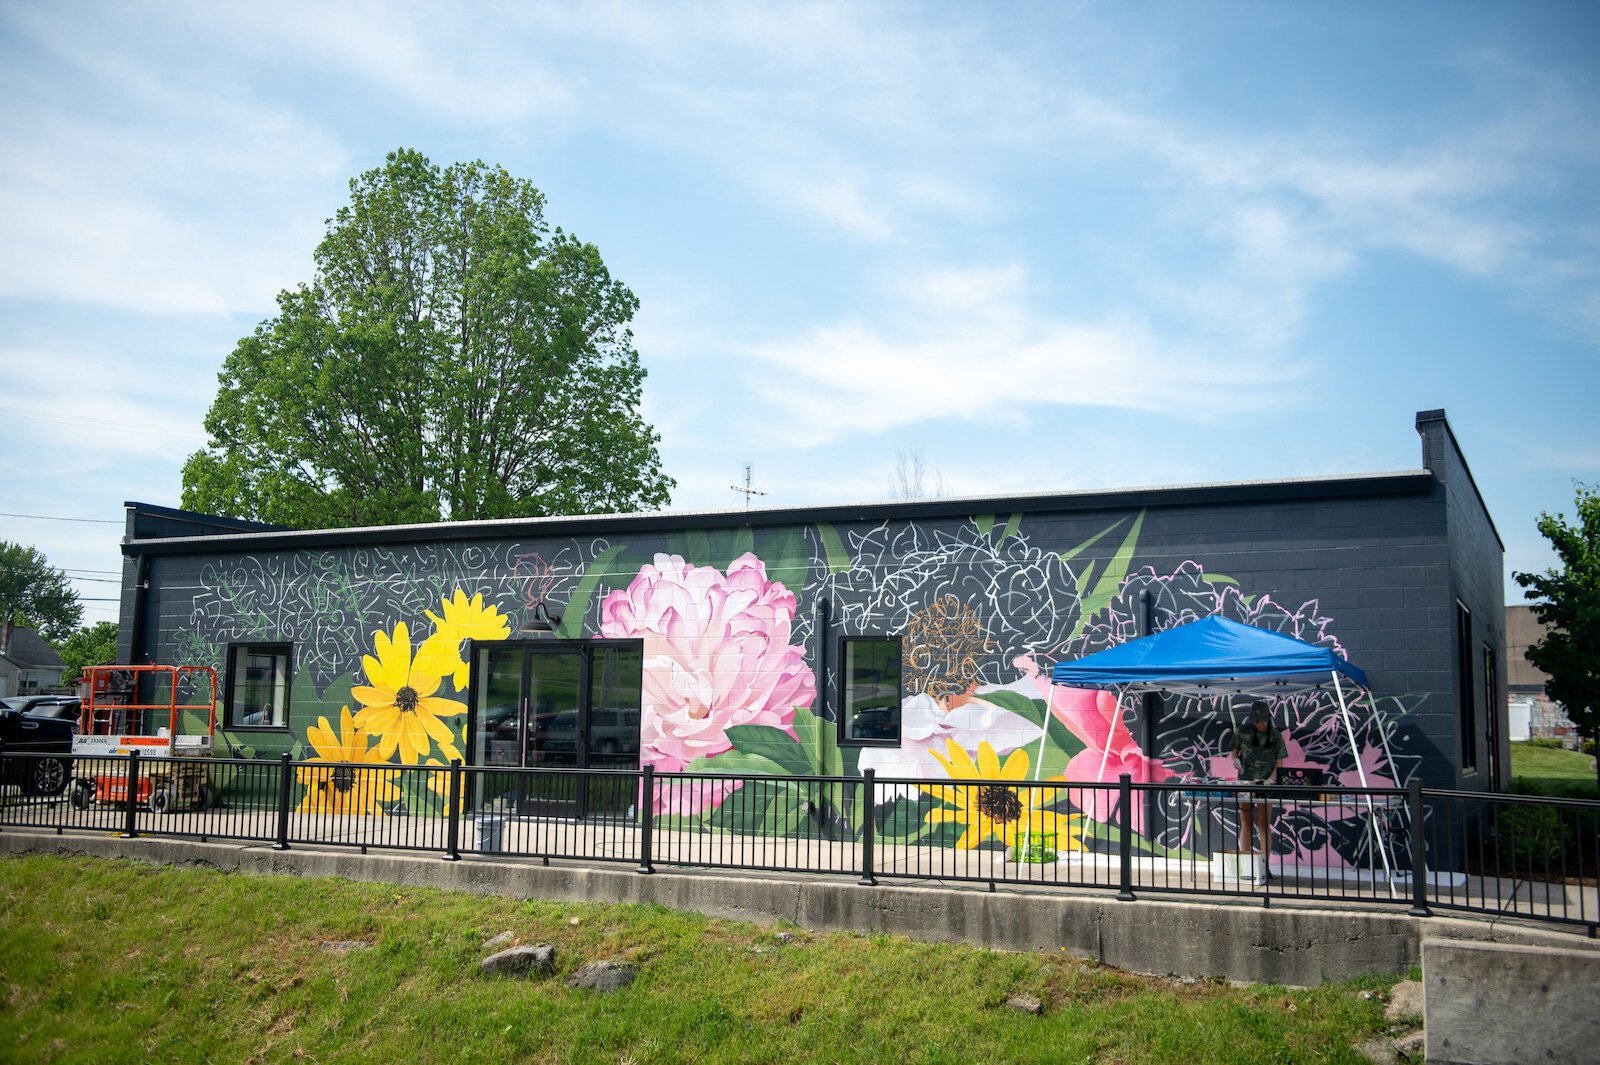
left=730, top=464, right=767, bottom=509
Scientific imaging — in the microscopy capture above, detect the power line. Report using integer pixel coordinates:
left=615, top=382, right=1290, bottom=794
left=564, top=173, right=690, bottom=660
left=0, top=511, right=121, bottom=524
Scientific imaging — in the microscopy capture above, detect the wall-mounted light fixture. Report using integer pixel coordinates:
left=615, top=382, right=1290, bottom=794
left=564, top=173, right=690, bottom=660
left=519, top=600, right=564, bottom=636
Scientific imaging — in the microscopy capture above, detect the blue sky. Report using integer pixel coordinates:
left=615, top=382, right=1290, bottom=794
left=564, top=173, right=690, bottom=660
left=1, top=1, right=1596, bottom=627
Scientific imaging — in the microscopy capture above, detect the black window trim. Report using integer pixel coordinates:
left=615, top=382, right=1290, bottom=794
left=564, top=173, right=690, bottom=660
left=223, top=640, right=294, bottom=732
left=837, top=634, right=903, bottom=749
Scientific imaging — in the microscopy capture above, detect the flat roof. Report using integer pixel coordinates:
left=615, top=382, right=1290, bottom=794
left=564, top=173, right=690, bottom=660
left=121, top=468, right=1436, bottom=558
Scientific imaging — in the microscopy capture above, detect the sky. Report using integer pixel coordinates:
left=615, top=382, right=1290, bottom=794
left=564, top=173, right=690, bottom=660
left=1, top=1, right=1597, bottom=629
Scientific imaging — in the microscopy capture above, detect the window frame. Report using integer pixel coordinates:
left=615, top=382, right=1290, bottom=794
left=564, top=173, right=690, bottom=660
left=223, top=641, right=294, bottom=732
left=836, top=635, right=903, bottom=748
left=1455, top=601, right=1477, bottom=774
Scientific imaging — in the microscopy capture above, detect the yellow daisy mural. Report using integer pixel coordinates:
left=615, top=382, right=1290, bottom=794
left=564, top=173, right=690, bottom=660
left=295, top=706, right=402, bottom=816
left=415, top=590, right=511, bottom=691
left=917, top=739, right=1085, bottom=852
left=353, top=620, right=467, bottom=764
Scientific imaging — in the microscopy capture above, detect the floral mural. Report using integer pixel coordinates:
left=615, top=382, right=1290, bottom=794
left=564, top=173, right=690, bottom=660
left=598, top=553, right=814, bottom=773
left=180, top=507, right=1411, bottom=875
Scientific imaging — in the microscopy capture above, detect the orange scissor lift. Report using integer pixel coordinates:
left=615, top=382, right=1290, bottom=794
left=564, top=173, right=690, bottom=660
left=70, top=664, right=218, bottom=813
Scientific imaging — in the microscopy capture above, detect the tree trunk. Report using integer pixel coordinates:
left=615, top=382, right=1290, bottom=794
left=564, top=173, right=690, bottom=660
left=1, top=616, right=11, bottom=657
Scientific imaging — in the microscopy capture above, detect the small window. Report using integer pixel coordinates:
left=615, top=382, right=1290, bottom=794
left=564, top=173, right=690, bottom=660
left=226, top=643, right=292, bottom=730
left=840, top=637, right=901, bottom=746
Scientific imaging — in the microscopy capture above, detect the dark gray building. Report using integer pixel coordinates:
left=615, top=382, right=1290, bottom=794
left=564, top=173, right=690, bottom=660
left=112, top=409, right=1504, bottom=856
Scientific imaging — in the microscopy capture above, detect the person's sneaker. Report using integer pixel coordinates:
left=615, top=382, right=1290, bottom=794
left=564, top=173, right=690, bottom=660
left=1255, top=869, right=1272, bottom=885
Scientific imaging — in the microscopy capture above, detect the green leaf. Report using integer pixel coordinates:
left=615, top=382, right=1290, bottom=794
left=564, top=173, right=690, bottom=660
left=974, top=514, right=995, bottom=537
left=1200, top=572, right=1239, bottom=586
left=555, top=544, right=625, bottom=639
left=1072, top=509, right=1146, bottom=639
left=974, top=690, right=1086, bottom=780
left=760, top=527, right=812, bottom=597
left=1059, top=518, right=1126, bottom=563
left=815, top=523, right=852, bottom=574
left=682, top=749, right=791, bottom=777
left=1001, top=512, right=1023, bottom=541
left=723, top=724, right=816, bottom=777
left=788, top=705, right=849, bottom=778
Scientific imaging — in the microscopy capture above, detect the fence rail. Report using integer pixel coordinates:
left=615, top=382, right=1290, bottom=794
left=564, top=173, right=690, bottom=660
left=1, top=752, right=1594, bottom=933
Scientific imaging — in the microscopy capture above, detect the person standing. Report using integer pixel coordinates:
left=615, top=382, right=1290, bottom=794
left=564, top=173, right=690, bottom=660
left=1231, top=700, right=1287, bottom=884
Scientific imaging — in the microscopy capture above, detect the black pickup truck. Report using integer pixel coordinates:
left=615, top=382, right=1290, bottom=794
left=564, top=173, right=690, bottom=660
left=0, top=702, right=74, bottom=795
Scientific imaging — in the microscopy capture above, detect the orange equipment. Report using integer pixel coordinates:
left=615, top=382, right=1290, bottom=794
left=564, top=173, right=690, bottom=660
left=70, top=664, right=218, bottom=813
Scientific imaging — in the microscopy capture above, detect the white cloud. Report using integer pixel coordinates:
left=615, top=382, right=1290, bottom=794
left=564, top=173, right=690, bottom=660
left=733, top=263, right=1304, bottom=449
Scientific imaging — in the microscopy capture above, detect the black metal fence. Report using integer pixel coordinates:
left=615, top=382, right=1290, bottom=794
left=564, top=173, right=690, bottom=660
left=1, top=752, right=1594, bottom=933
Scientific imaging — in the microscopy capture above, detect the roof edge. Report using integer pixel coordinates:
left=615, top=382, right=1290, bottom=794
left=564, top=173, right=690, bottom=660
left=120, top=469, right=1436, bottom=558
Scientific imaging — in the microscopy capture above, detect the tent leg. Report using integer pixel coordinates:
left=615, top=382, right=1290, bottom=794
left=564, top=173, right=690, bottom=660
left=1335, top=673, right=1396, bottom=897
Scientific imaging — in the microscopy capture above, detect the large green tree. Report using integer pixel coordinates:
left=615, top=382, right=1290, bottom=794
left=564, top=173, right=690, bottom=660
left=1514, top=482, right=1600, bottom=787
left=0, top=542, right=83, bottom=654
left=182, top=148, right=674, bottom=528
left=55, top=621, right=119, bottom=684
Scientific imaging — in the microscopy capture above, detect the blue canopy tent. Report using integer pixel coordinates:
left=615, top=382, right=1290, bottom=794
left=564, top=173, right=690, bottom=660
left=1050, top=616, right=1398, bottom=887
left=1050, top=616, right=1369, bottom=696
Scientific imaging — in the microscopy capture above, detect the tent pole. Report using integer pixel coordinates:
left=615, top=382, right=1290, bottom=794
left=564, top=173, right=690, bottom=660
left=1334, top=671, right=1396, bottom=896
left=1024, top=681, right=1058, bottom=858
left=1096, top=688, right=1123, bottom=784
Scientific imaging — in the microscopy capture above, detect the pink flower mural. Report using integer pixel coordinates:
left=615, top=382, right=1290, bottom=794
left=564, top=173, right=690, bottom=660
left=600, top=552, right=816, bottom=774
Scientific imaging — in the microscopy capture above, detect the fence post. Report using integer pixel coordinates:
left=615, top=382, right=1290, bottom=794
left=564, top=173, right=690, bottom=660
left=1407, top=778, right=1431, bottom=917
left=636, top=765, right=655, bottom=874
left=858, top=769, right=877, bottom=886
left=273, top=753, right=293, bottom=851
left=444, top=759, right=462, bottom=861
left=1117, top=773, right=1136, bottom=901
left=120, top=751, right=140, bottom=839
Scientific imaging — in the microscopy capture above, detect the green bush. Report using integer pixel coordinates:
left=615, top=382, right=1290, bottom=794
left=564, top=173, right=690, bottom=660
left=1524, top=738, right=1566, bottom=750
left=1493, top=781, right=1598, bottom=873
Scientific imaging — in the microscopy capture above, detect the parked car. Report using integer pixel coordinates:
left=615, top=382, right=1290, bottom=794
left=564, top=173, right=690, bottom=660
left=0, top=703, right=74, bottom=794
left=2, top=695, right=82, bottom=726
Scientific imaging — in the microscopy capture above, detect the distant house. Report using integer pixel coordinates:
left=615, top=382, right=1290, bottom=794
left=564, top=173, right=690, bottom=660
left=1505, top=604, right=1579, bottom=747
left=0, top=626, right=66, bottom=698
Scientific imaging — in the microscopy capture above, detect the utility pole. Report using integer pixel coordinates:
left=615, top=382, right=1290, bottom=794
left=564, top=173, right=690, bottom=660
left=730, top=464, right=767, bottom=510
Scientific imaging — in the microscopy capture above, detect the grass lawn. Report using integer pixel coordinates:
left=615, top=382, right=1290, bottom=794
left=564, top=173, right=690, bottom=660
left=1510, top=741, right=1600, bottom=799
left=0, top=856, right=1406, bottom=1064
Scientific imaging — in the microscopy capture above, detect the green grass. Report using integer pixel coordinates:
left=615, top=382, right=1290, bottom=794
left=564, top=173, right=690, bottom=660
left=0, top=856, right=1403, bottom=1064
left=1510, top=741, right=1600, bottom=799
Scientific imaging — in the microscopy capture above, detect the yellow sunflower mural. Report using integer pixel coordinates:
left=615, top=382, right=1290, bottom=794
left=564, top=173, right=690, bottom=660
left=414, top=590, right=510, bottom=691
left=353, top=620, right=467, bottom=764
left=295, top=706, right=402, bottom=816
left=423, top=740, right=465, bottom=815
left=917, top=739, right=1085, bottom=852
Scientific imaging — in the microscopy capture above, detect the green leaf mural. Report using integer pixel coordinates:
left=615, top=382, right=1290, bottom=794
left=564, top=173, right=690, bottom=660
left=555, top=544, right=625, bottom=638
left=976, top=690, right=1086, bottom=781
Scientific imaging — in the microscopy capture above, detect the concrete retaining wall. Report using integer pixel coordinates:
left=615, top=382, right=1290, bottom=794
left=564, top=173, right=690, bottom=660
left=2, top=829, right=1592, bottom=987
left=1424, top=939, right=1600, bottom=1065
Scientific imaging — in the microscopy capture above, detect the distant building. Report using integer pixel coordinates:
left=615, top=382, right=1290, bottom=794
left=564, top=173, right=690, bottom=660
left=0, top=626, right=66, bottom=697
left=1505, top=604, right=1579, bottom=747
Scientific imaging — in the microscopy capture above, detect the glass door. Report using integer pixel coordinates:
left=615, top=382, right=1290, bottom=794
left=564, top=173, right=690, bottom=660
left=469, top=641, right=642, bottom=818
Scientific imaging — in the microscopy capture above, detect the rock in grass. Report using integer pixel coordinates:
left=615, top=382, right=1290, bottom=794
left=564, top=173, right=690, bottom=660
left=321, top=940, right=373, bottom=954
left=568, top=960, right=636, bottom=992
left=1006, top=995, right=1044, bottom=1015
left=481, top=944, right=556, bottom=978
left=1384, top=980, right=1424, bottom=1024
left=483, top=931, right=515, bottom=951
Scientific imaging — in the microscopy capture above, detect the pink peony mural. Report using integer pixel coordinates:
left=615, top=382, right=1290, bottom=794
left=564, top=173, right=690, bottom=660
left=600, top=552, right=816, bottom=774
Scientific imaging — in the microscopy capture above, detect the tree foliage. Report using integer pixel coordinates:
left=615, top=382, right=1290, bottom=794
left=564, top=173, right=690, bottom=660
left=182, top=148, right=674, bottom=528
left=55, top=621, right=119, bottom=684
left=0, top=542, right=83, bottom=653
left=1514, top=482, right=1600, bottom=786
